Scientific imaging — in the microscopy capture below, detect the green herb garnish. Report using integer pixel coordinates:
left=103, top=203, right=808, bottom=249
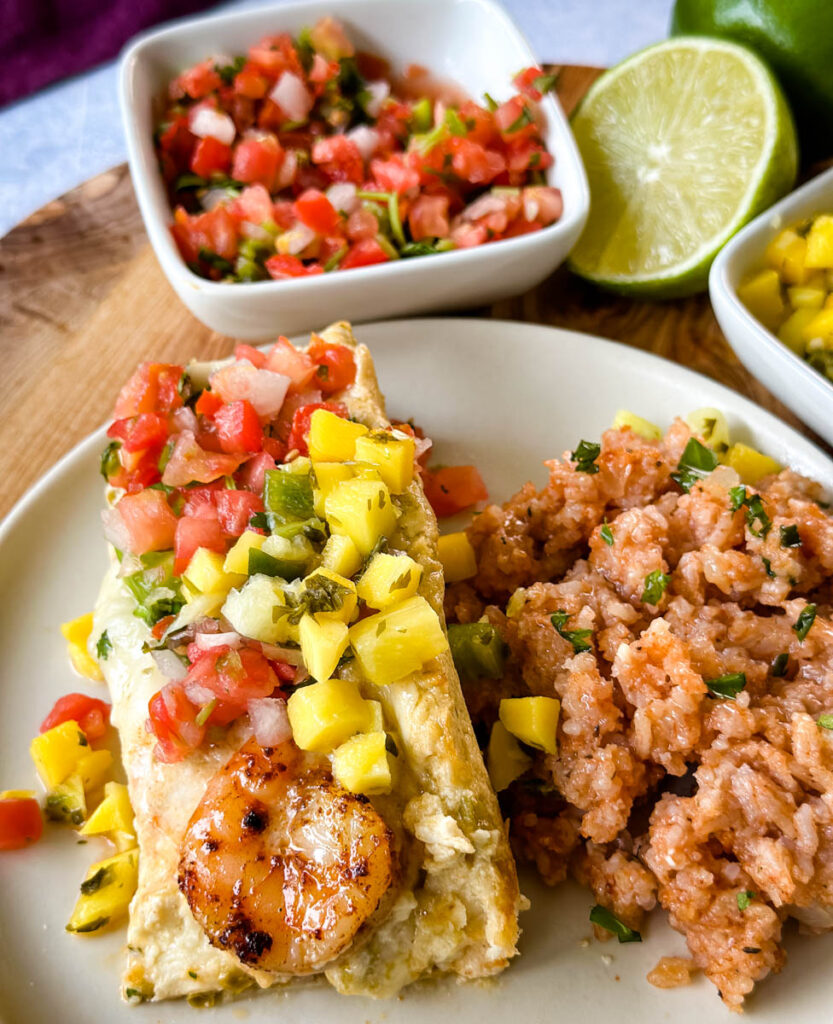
left=705, top=672, right=747, bottom=699
left=570, top=439, right=601, bottom=474
left=506, top=105, right=534, bottom=133
left=80, top=866, right=112, bottom=895
left=99, top=440, right=121, bottom=480
left=762, top=557, right=775, bottom=578
left=793, top=604, right=817, bottom=643
left=736, top=890, right=756, bottom=911
left=780, top=524, right=801, bottom=548
left=671, top=438, right=718, bottom=492
left=817, top=714, right=833, bottom=730
left=600, top=521, right=614, bottom=546
left=641, top=570, right=670, bottom=606
left=96, top=630, right=112, bottom=661
left=589, top=905, right=641, bottom=943
left=551, top=610, right=593, bottom=653
left=195, top=699, right=217, bottom=728
left=214, top=55, right=245, bottom=85
left=533, top=71, right=560, bottom=94
left=770, top=652, right=789, bottom=677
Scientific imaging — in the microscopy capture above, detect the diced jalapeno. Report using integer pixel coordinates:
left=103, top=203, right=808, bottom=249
left=448, top=623, right=507, bottom=681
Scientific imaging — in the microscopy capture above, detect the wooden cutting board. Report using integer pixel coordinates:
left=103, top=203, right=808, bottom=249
left=0, top=65, right=817, bottom=521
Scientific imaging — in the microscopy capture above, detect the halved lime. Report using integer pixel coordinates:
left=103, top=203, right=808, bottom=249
left=567, top=37, right=798, bottom=298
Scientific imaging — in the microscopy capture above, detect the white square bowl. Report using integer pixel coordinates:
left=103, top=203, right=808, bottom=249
left=709, top=165, right=833, bottom=447
left=119, top=0, right=589, bottom=340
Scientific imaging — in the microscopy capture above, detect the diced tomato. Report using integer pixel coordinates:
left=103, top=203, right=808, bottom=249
left=157, top=115, right=196, bottom=178
left=311, top=135, right=364, bottom=185
left=513, top=66, right=550, bottom=101
left=181, top=482, right=224, bottom=519
left=308, top=338, right=356, bottom=394
left=451, top=221, right=489, bottom=248
left=234, top=63, right=269, bottom=99
left=0, top=797, right=43, bottom=851
left=262, top=436, right=288, bottom=463
left=237, top=450, right=277, bottom=493
left=184, top=646, right=278, bottom=726
left=234, top=343, right=268, bottom=368
left=117, top=489, right=178, bottom=555
left=147, top=684, right=206, bottom=763
left=40, top=693, right=111, bottom=742
left=346, top=206, right=378, bottom=241
left=408, top=194, right=450, bottom=241
left=174, top=515, right=226, bottom=575
left=107, top=412, right=169, bottom=454
left=448, top=137, right=505, bottom=184
left=152, top=615, right=176, bottom=639
left=190, top=136, right=232, bottom=177
left=172, top=205, right=239, bottom=266
left=195, top=390, right=225, bottom=418
left=248, top=33, right=304, bottom=76
left=229, top=183, right=275, bottom=227
left=162, top=431, right=245, bottom=488
left=340, top=238, right=391, bottom=270
left=106, top=448, right=163, bottom=494
left=214, top=400, right=263, bottom=453
left=265, top=336, right=318, bottom=391
left=264, top=254, right=324, bottom=280
left=294, top=189, right=341, bottom=234
left=177, top=60, right=223, bottom=100
left=113, top=363, right=184, bottom=419
left=369, top=155, right=419, bottom=195
left=285, top=400, right=348, bottom=455
left=308, top=52, right=339, bottom=85
left=215, top=489, right=264, bottom=536
left=232, top=135, right=284, bottom=190
left=421, top=464, right=488, bottom=517
left=494, top=96, right=536, bottom=140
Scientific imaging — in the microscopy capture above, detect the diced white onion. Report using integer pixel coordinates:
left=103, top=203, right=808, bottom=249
left=239, top=221, right=274, bottom=242
left=189, top=107, right=236, bottom=146
left=346, top=125, right=380, bottom=163
left=201, top=188, right=233, bottom=212
left=171, top=406, right=198, bottom=434
left=151, top=649, right=188, bottom=682
left=523, top=193, right=540, bottom=222
left=277, top=222, right=317, bottom=256
left=259, top=642, right=305, bottom=666
left=184, top=680, right=216, bottom=705
left=274, top=148, right=299, bottom=190
left=101, top=507, right=131, bottom=552
left=363, top=80, right=390, bottom=118
left=463, top=192, right=509, bottom=222
left=326, top=182, right=359, bottom=214
left=248, top=697, right=292, bottom=747
left=186, top=357, right=233, bottom=390
left=269, top=71, right=313, bottom=122
left=210, top=361, right=291, bottom=419
left=195, top=631, right=241, bottom=651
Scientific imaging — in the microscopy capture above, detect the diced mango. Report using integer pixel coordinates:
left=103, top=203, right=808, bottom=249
left=802, top=307, right=833, bottom=343
left=765, top=228, right=809, bottom=284
left=499, top=696, right=560, bottom=755
left=349, top=595, right=448, bottom=684
left=222, top=574, right=299, bottom=644
left=223, top=530, right=266, bottom=575
left=299, top=615, right=349, bottom=683
left=354, top=430, right=415, bottom=493
left=684, top=407, right=730, bottom=452
left=787, top=285, right=826, bottom=310
left=30, top=720, right=89, bottom=788
left=612, top=409, right=662, bottom=441
left=66, top=848, right=139, bottom=934
left=308, top=409, right=368, bottom=462
left=737, top=268, right=785, bottom=329
left=60, top=613, right=103, bottom=682
left=325, top=478, right=397, bottom=556
left=282, top=455, right=312, bottom=475
left=183, top=548, right=245, bottom=598
left=312, top=461, right=355, bottom=516
left=505, top=587, right=527, bottom=618
left=45, top=772, right=86, bottom=826
left=81, top=781, right=136, bottom=851
left=487, top=721, right=532, bottom=792
left=0, top=789, right=36, bottom=800
left=723, top=443, right=781, bottom=484
left=778, top=307, right=818, bottom=354
left=299, top=567, right=357, bottom=623
left=805, top=214, right=833, bottom=269
left=363, top=699, right=384, bottom=732
left=321, top=533, right=362, bottom=579
left=437, top=532, right=477, bottom=583
left=76, top=749, right=114, bottom=793
left=357, top=552, right=422, bottom=610
left=287, top=679, right=375, bottom=753
left=261, top=532, right=315, bottom=577
left=331, top=731, right=392, bottom=795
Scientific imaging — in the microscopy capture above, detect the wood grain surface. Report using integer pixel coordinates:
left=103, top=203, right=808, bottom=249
left=0, top=64, right=818, bottom=521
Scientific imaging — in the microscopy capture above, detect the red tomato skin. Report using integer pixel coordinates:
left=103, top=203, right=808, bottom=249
left=408, top=194, right=450, bottom=241
left=107, top=412, right=169, bottom=454
left=190, top=136, right=232, bottom=177
left=264, top=254, right=324, bottom=280
left=311, top=135, right=364, bottom=184
left=236, top=450, right=277, bottom=493
left=294, top=189, right=341, bottom=234
left=234, top=343, right=268, bottom=368
left=0, top=798, right=43, bottom=851
left=265, top=337, right=318, bottom=391
left=174, top=515, right=226, bottom=575
left=147, top=685, right=205, bottom=763
left=369, top=155, right=420, bottom=195
left=118, top=489, right=179, bottom=555
left=340, top=238, right=391, bottom=270
left=195, top=390, right=225, bottom=418
left=214, top=400, right=263, bottom=453
left=231, top=136, right=283, bottom=190
left=307, top=339, right=356, bottom=394
left=40, top=694, right=111, bottom=741
left=422, top=465, right=489, bottom=517
left=113, top=363, right=184, bottom=419
left=214, top=489, right=264, bottom=536
left=286, top=401, right=347, bottom=456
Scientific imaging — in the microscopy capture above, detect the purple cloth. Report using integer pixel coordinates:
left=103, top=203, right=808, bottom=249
left=0, top=0, right=218, bottom=107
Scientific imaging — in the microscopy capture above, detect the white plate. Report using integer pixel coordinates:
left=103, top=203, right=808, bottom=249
left=2, top=318, right=832, bottom=1024
left=710, top=165, right=833, bottom=447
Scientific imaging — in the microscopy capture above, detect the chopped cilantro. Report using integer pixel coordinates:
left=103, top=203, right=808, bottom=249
left=506, top=105, right=534, bottom=133
left=736, top=890, right=756, bottom=911
left=80, top=866, right=112, bottom=895
left=551, top=610, right=593, bottom=653
left=770, top=652, right=789, bottom=677
left=96, top=630, right=112, bottom=661
left=600, top=521, right=614, bottom=546
left=817, top=714, right=833, bottom=730
left=444, top=107, right=468, bottom=137
left=483, top=92, right=499, bottom=111
left=100, top=440, right=121, bottom=480
left=570, top=439, right=601, bottom=474
left=671, top=438, right=718, bottom=492
left=533, top=71, right=560, bottom=94
left=705, top=672, right=747, bottom=699
left=780, top=524, right=801, bottom=548
left=641, top=570, right=669, bottom=606
left=762, top=556, right=775, bottom=578
left=793, top=604, right=817, bottom=643
left=729, top=485, right=748, bottom=512
left=214, top=55, right=245, bottom=85
left=589, top=905, right=641, bottom=943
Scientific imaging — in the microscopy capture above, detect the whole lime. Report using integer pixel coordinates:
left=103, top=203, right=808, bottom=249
left=671, top=0, right=833, bottom=155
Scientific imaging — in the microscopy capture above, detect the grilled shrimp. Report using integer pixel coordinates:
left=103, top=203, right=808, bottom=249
left=178, top=738, right=397, bottom=974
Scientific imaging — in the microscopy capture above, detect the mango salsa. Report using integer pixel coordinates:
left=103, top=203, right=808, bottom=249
left=61, top=613, right=103, bottom=682
left=331, top=731, right=392, bottom=795
left=437, top=532, right=477, bottom=583
left=287, top=678, right=375, bottom=752
left=223, top=529, right=266, bottom=574
left=684, top=407, right=729, bottom=452
left=66, top=848, right=139, bottom=934
left=353, top=430, right=415, bottom=492
left=499, top=696, right=560, bottom=755
left=81, top=781, right=136, bottom=851
left=325, top=477, right=397, bottom=556
left=222, top=574, right=299, bottom=644
left=308, top=408, right=368, bottom=462
left=724, top=442, right=781, bottom=484
left=300, top=567, right=358, bottom=622
left=298, top=615, right=349, bottom=682
left=349, top=595, right=448, bottom=684
left=486, top=721, right=532, bottom=792
left=805, top=215, right=833, bottom=269
left=183, top=547, right=246, bottom=598
left=45, top=772, right=86, bottom=826
left=312, top=461, right=355, bottom=516
left=612, top=409, right=662, bottom=441
left=31, top=720, right=90, bottom=788
left=321, top=533, right=362, bottom=578
left=76, top=749, right=114, bottom=793
left=357, top=552, right=422, bottom=610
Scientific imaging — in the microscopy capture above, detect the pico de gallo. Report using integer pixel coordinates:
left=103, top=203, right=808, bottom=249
left=155, top=16, right=563, bottom=282
left=97, top=336, right=487, bottom=765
